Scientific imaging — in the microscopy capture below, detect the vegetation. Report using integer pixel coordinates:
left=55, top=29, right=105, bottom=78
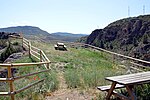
left=85, top=15, right=150, bottom=62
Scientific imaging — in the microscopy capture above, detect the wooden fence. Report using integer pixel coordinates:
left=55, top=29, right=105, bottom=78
left=0, top=34, right=51, bottom=100
left=69, top=43, right=150, bottom=72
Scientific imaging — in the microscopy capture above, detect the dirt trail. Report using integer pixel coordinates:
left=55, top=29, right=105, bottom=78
left=46, top=72, right=97, bottom=100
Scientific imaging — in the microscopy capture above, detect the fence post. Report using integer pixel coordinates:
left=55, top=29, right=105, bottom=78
left=7, top=65, right=15, bottom=100
left=40, top=50, right=42, bottom=62
left=20, top=32, right=23, bottom=48
left=47, top=63, right=50, bottom=69
left=28, top=42, right=31, bottom=58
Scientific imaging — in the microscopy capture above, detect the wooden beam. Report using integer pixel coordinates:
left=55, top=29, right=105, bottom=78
left=31, top=45, right=41, bottom=51
left=11, top=61, right=51, bottom=67
left=0, top=64, right=11, bottom=67
left=85, top=44, right=150, bottom=65
left=106, top=82, right=117, bottom=100
left=31, top=49, right=40, bottom=56
left=0, top=92, right=12, bottom=96
left=14, top=69, right=51, bottom=80
left=31, top=52, right=40, bottom=60
left=14, top=79, right=45, bottom=94
left=23, top=42, right=29, bottom=48
left=0, top=78, right=13, bottom=82
left=7, top=66, right=15, bottom=100
left=41, top=51, right=50, bottom=62
left=23, top=38, right=29, bottom=42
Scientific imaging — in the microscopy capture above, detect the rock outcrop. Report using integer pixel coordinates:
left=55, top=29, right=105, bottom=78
left=86, top=15, right=150, bottom=62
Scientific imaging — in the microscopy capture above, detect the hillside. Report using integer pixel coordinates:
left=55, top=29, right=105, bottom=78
left=0, top=26, right=50, bottom=36
left=49, top=32, right=87, bottom=42
left=0, top=26, right=87, bottom=42
left=86, top=15, right=150, bottom=61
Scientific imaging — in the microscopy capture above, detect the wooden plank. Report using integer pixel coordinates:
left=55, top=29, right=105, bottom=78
left=9, top=35, right=22, bottom=39
left=130, top=62, right=150, bottom=69
left=31, top=45, right=41, bottom=51
left=14, top=69, right=51, bottom=80
left=41, top=51, right=50, bottom=62
left=11, top=61, right=50, bottom=67
left=0, top=64, right=11, bottom=67
left=23, top=38, right=29, bottom=43
left=14, top=79, right=44, bottom=94
left=23, top=42, right=29, bottom=48
left=97, top=84, right=124, bottom=91
left=84, top=44, right=150, bottom=65
left=106, top=82, right=117, bottom=100
left=23, top=40, right=29, bottom=45
left=31, top=49, right=40, bottom=56
left=0, top=78, right=13, bottom=82
left=106, top=71, right=150, bottom=85
left=31, top=53, right=40, bottom=60
left=0, top=92, right=12, bottom=96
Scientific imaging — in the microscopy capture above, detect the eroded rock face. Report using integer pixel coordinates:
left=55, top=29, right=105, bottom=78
left=86, top=15, right=150, bottom=62
left=0, top=32, right=20, bottom=39
left=0, top=52, right=23, bottom=78
left=4, top=52, right=23, bottom=63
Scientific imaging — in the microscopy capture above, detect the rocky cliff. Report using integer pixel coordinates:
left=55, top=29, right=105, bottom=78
left=86, top=15, right=150, bottom=61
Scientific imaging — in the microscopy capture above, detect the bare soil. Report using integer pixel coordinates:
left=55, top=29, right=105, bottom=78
left=45, top=72, right=99, bottom=100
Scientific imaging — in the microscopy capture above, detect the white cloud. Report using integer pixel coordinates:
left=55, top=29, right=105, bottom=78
left=9, top=21, right=30, bottom=26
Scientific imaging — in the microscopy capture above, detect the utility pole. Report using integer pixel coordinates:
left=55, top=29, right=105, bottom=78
left=143, top=5, right=145, bottom=15
left=128, top=6, right=130, bottom=17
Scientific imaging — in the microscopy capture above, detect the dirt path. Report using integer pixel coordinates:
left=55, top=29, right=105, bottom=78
left=46, top=72, right=97, bottom=100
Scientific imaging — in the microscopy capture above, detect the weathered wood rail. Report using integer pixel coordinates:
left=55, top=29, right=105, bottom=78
left=0, top=34, right=51, bottom=100
left=69, top=42, right=150, bottom=71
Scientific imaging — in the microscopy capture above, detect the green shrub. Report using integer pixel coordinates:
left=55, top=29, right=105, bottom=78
left=119, top=84, right=150, bottom=100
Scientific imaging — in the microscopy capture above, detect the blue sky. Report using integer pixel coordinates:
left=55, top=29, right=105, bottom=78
left=1, top=0, right=150, bottom=34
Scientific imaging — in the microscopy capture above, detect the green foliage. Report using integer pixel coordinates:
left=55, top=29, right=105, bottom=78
left=64, top=69, right=81, bottom=88
left=143, top=33, right=149, bottom=44
left=135, top=84, right=150, bottom=99
left=13, top=54, right=59, bottom=99
left=62, top=48, right=125, bottom=89
left=0, top=43, right=16, bottom=61
left=119, top=84, right=150, bottom=100
left=133, top=37, right=138, bottom=47
left=0, top=39, right=8, bottom=47
left=0, top=40, right=23, bottom=62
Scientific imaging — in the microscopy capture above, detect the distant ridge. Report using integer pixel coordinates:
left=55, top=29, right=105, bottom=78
left=49, top=32, right=87, bottom=42
left=0, top=26, right=87, bottom=42
left=0, top=26, right=50, bottom=36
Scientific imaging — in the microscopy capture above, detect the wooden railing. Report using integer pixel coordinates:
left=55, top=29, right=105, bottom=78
left=0, top=34, right=51, bottom=100
left=69, top=43, right=150, bottom=72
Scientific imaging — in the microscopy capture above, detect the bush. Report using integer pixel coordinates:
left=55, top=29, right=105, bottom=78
left=0, top=43, right=23, bottom=62
left=0, top=43, right=16, bottom=61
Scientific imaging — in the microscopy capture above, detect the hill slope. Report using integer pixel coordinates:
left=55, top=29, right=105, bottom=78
left=0, top=26, right=87, bottom=42
left=0, top=26, right=50, bottom=36
left=49, top=32, right=87, bottom=42
left=86, top=15, right=150, bottom=61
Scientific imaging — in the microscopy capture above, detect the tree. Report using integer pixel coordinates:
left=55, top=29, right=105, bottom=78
left=143, top=34, right=149, bottom=44
left=133, top=37, right=138, bottom=47
left=99, top=41, right=104, bottom=49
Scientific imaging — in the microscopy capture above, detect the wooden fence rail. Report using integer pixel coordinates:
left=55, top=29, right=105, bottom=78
left=0, top=34, right=51, bottom=100
left=69, top=43, right=150, bottom=71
